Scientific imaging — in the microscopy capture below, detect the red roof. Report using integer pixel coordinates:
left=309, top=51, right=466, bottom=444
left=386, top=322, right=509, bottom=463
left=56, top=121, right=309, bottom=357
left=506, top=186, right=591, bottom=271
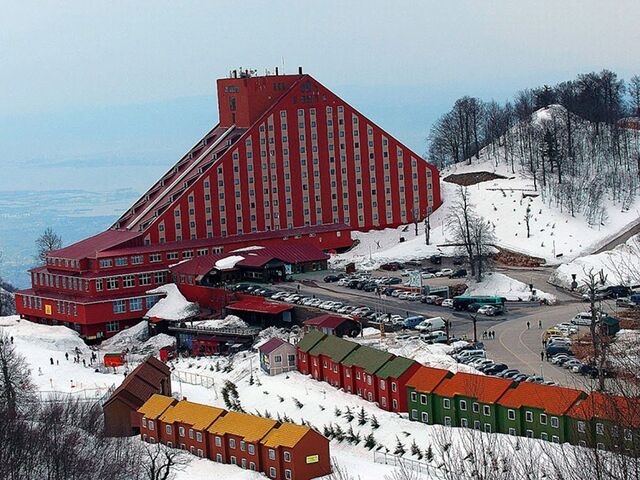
left=303, top=314, right=353, bottom=330
left=226, top=299, right=293, bottom=315
left=406, top=365, right=452, bottom=393
left=259, top=338, right=293, bottom=354
left=498, top=382, right=584, bottom=415
left=433, top=372, right=514, bottom=404
left=567, top=392, right=640, bottom=427
left=103, top=356, right=170, bottom=410
left=100, top=223, right=350, bottom=258
left=48, top=229, right=141, bottom=260
left=171, top=243, right=329, bottom=276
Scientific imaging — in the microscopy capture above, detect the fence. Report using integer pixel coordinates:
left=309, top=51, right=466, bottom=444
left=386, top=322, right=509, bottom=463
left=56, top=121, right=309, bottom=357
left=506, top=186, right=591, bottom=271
left=172, top=369, right=217, bottom=393
left=373, top=451, right=449, bottom=479
left=36, top=384, right=116, bottom=403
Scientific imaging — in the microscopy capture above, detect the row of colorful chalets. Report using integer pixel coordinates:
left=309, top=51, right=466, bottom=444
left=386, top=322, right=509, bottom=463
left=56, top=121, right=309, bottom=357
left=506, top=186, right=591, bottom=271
left=138, top=394, right=330, bottom=480
left=295, top=332, right=640, bottom=453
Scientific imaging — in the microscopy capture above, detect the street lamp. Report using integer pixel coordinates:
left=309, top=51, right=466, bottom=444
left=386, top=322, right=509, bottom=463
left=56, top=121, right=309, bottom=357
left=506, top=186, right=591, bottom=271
left=469, top=313, right=478, bottom=343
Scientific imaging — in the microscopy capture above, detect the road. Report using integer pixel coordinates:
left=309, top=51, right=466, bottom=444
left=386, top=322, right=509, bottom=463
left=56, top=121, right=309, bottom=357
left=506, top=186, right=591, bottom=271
left=283, top=271, right=607, bottom=390
left=593, top=219, right=640, bottom=254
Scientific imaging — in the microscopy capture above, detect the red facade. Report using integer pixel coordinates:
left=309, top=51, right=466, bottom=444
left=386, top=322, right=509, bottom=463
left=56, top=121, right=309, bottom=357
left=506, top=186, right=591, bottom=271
left=15, top=70, right=440, bottom=339
left=376, top=362, right=421, bottom=413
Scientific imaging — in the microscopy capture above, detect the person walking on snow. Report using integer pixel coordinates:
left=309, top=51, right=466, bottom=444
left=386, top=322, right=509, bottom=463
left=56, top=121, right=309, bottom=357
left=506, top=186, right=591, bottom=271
left=526, top=321, right=530, bottom=330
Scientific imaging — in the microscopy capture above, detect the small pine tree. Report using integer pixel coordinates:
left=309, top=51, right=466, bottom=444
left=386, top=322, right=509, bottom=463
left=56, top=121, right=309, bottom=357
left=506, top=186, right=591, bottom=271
left=425, top=445, right=434, bottom=462
left=277, top=395, right=284, bottom=403
left=364, top=432, right=376, bottom=450
left=344, top=406, right=354, bottom=422
left=323, top=424, right=334, bottom=439
left=370, top=415, right=380, bottom=429
left=394, top=436, right=406, bottom=456
left=411, top=439, right=422, bottom=459
left=347, top=425, right=356, bottom=444
left=334, top=406, right=342, bottom=417
left=292, top=397, right=304, bottom=409
left=357, top=406, right=368, bottom=426
left=334, top=424, right=345, bottom=442
left=263, top=410, right=272, bottom=419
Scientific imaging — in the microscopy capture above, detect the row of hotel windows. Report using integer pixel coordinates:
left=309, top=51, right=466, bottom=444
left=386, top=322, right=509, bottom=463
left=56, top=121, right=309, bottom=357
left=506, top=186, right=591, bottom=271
left=98, top=247, right=224, bottom=269
left=21, top=296, right=78, bottom=317
left=46, top=257, right=80, bottom=268
left=34, top=272, right=89, bottom=292
left=112, top=295, right=160, bottom=315
left=97, top=271, right=167, bottom=291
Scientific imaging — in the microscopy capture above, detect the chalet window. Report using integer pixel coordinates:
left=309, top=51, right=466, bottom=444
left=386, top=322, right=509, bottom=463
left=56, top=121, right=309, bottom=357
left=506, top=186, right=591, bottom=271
left=285, top=470, right=292, bottom=480
left=472, top=402, right=479, bottom=413
left=596, top=423, right=604, bottom=435
left=421, top=412, right=428, bottom=423
left=130, top=298, right=143, bottom=312
left=215, top=436, right=221, bottom=446
left=444, top=416, right=451, bottom=427
left=367, top=375, right=372, bottom=385
left=443, top=399, right=451, bottom=410
left=410, top=392, right=417, bottom=402
left=420, top=394, right=427, bottom=405
left=509, top=428, right=516, bottom=435
left=197, top=449, right=203, bottom=458
left=577, top=421, right=586, bottom=433
left=333, top=365, right=338, bottom=373
left=96, top=279, right=103, bottom=291
left=150, top=253, right=162, bottom=262
left=240, top=441, right=246, bottom=451
left=540, top=414, right=547, bottom=425
left=178, top=427, right=185, bottom=437
left=552, top=436, right=560, bottom=443
left=248, top=444, right=255, bottom=455
left=196, top=432, right=202, bottom=442
left=379, top=380, right=385, bottom=390
left=284, top=451, right=291, bottom=462
left=165, top=425, right=171, bottom=434
left=106, top=277, right=119, bottom=290
left=508, top=409, right=516, bottom=420
left=484, top=424, right=492, bottom=433
left=525, top=411, right=533, bottom=422
left=229, top=439, right=236, bottom=449
left=139, top=273, right=151, bottom=286
left=154, top=271, right=166, bottom=284
left=230, top=456, right=236, bottom=465
left=269, top=467, right=276, bottom=478
left=274, top=355, right=282, bottom=364
left=115, top=257, right=128, bottom=267
left=112, top=301, right=126, bottom=314
left=483, top=405, right=491, bottom=417
left=132, top=255, right=144, bottom=265
left=123, top=276, right=135, bottom=288
left=148, top=420, right=154, bottom=431
left=461, top=418, right=468, bottom=428
left=473, top=420, right=480, bottom=430
left=167, top=252, right=179, bottom=260
left=100, top=259, right=112, bottom=268
left=287, top=354, right=295, bottom=364
left=250, top=462, right=256, bottom=471
left=551, top=417, right=559, bottom=429
left=142, top=418, right=147, bottom=427
left=391, top=382, right=397, bottom=392
left=269, top=449, right=276, bottom=460
left=625, top=429, right=633, bottom=441
left=459, top=400, right=467, bottom=411
left=526, top=430, right=533, bottom=438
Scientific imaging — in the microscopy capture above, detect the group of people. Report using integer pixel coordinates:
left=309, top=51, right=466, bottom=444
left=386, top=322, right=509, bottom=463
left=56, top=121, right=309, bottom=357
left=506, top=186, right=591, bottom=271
left=48, top=347, right=98, bottom=369
left=482, top=330, right=497, bottom=339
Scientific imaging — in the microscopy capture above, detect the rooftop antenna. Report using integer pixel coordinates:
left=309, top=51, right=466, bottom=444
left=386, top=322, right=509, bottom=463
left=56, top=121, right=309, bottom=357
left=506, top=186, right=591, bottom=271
left=281, top=56, right=285, bottom=74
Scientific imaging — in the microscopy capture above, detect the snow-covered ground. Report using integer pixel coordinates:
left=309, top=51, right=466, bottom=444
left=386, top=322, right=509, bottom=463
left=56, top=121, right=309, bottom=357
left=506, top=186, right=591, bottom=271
left=464, top=272, right=556, bottom=303
left=550, top=234, right=640, bottom=290
left=331, top=143, right=640, bottom=272
left=146, top=283, right=199, bottom=320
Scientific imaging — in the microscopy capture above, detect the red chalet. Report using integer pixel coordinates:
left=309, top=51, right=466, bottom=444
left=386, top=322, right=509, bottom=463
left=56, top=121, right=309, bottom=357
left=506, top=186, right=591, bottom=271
left=15, top=68, right=441, bottom=340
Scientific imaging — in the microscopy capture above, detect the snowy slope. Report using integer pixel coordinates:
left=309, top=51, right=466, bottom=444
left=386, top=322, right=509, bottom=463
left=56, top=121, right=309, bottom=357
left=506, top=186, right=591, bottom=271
left=464, top=272, right=556, bottom=303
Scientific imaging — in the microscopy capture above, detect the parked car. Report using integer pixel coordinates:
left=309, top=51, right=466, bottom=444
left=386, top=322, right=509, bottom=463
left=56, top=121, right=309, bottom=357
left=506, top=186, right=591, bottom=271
left=420, top=330, right=448, bottom=344
left=441, top=299, right=454, bottom=308
left=421, top=295, right=439, bottom=304
left=386, top=277, right=403, bottom=285
left=563, top=359, right=583, bottom=370
left=429, top=255, right=442, bottom=265
left=477, top=305, right=498, bottom=316
left=436, top=268, right=454, bottom=277
left=421, top=272, right=436, bottom=279
left=546, top=344, right=572, bottom=356
left=415, top=317, right=446, bottom=333
left=403, top=315, right=426, bottom=329
left=449, top=269, right=467, bottom=278
left=455, top=349, right=486, bottom=362
left=434, top=297, right=445, bottom=306
left=485, top=364, right=508, bottom=375
left=571, top=312, right=594, bottom=326
left=380, top=262, right=404, bottom=271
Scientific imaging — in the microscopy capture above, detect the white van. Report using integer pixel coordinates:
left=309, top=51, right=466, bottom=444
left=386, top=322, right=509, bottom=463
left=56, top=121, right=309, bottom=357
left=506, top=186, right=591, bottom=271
left=455, top=349, right=486, bottom=362
left=415, top=317, right=446, bottom=333
left=420, top=330, right=448, bottom=344
left=571, top=312, right=592, bottom=326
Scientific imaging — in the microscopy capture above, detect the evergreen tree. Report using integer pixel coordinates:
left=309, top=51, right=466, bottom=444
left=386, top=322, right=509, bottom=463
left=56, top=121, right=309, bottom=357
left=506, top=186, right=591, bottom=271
left=357, top=406, right=368, bottom=425
left=344, top=406, right=354, bottom=422
left=425, top=445, right=434, bottom=462
left=410, top=439, right=422, bottom=459
left=394, top=436, right=406, bottom=456
left=364, top=432, right=377, bottom=450
left=334, top=406, right=342, bottom=417
left=370, top=415, right=380, bottom=429
left=334, top=424, right=345, bottom=442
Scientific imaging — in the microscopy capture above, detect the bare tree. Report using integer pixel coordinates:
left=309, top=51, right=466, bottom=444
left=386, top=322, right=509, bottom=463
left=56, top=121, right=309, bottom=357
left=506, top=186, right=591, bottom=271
left=36, top=227, right=63, bottom=264
left=524, top=203, right=532, bottom=238
left=629, top=75, right=640, bottom=116
left=141, top=442, right=189, bottom=480
left=447, top=186, right=476, bottom=277
left=0, top=333, right=35, bottom=418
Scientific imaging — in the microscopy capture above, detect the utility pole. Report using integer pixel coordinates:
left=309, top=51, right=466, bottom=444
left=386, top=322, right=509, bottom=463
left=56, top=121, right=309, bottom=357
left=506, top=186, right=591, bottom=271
left=424, top=215, right=431, bottom=245
left=469, top=313, right=478, bottom=343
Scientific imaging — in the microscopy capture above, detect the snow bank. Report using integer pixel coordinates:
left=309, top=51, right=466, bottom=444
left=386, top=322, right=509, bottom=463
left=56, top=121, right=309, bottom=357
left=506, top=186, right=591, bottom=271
left=464, top=272, right=556, bottom=303
left=0, top=315, right=90, bottom=355
left=99, top=320, right=175, bottom=357
left=146, top=283, right=199, bottom=321
left=214, top=255, right=244, bottom=270
left=550, top=234, right=640, bottom=289
left=190, top=315, right=248, bottom=330
left=231, top=246, right=265, bottom=253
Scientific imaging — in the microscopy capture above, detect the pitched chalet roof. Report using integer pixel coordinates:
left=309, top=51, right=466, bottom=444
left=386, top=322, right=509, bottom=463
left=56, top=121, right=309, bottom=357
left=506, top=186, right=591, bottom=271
left=434, top=372, right=514, bottom=404
left=171, top=243, right=329, bottom=276
left=498, top=381, right=584, bottom=416
left=375, top=356, right=417, bottom=380
left=137, top=394, right=176, bottom=419
left=103, top=356, right=171, bottom=411
left=208, top=411, right=278, bottom=442
left=259, top=337, right=293, bottom=354
left=341, top=345, right=394, bottom=374
left=567, top=392, right=640, bottom=427
left=295, top=331, right=327, bottom=352
left=159, top=399, right=225, bottom=430
left=226, top=299, right=293, bottom=314
left=307, top=334, right=359, bottom=362
left=304, top=314, right=353, bottom=329
left=406, top=365, right=452, bottom=393
left=261, top=423, right=312, bottom=448
left=48, top=229, right=141, bottom=260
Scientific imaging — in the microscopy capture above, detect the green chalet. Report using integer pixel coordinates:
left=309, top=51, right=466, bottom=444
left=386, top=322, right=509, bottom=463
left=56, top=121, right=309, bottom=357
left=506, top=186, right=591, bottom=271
left=432, top=372, right=514, bottom=433
left=566, top=391, right=640, bottom=452
left=295, top=330, right=326, bottom=377
left=406, top=365, right=453, bottom=425
left=496, top=382, right=584, bottom=443
left=374, top=356, right=420, bottom=413
left=340, top=345, right=394, bottom=401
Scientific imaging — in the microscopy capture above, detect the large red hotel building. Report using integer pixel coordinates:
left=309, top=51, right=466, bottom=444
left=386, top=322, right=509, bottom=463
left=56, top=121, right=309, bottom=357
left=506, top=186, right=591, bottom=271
left=15, top=69, right=441, bottom=340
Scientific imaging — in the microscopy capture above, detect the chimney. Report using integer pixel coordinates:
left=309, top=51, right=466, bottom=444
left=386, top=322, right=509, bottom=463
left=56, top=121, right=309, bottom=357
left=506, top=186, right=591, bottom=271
left=275, top=66, right=279, bottom=76
left=298, top=66, right=303, bottom=74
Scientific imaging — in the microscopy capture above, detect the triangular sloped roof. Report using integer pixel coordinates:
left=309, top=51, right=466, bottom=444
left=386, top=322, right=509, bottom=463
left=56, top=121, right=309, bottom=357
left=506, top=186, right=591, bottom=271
left=308, top=334, right=359, bottom=362
left=568, top=392, right=640, bottom=428
left=434, top=372, right=514, bottom=404
left=296, top=331, right=327, bottom=353
left=103, top=356, right=170, bottom=410
left=304, top=314, right=352, bottom=329
left=375, top=356, right=417, bottom=380
left=406, top=365, right=452, bottom=393
left=341, top=345, right=394, bottom=374
left=499, top=382, right=584, bottom=415
left=259, top=337, right=292, bottom=354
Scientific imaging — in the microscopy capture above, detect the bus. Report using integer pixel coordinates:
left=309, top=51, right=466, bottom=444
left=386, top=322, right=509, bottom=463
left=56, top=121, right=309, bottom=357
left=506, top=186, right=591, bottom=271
left=452, top=295, right=506, bottom=312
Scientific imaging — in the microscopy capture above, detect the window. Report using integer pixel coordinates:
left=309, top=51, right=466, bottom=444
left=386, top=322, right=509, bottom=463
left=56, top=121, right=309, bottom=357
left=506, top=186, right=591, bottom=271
left=443, top=398, right=451, bottom=409
left=100, top=259, right=112, bottom=268
left=112, top=301, right=126, bottom=314
left=165, top=425, right=172, bottom=434
left=106, top=277, right=119, bottom=290
left=269, top=467, right=277, bottom=478
left=459, top=400, right=467, bottom=411
left=540, top=414, right=547, bottom=425
left=552, top=436, right=560, bottom=443
left=216, top=453, right=222, bottom=462
left=229, top=439, right=236, bottom=449
left=508, top=409, right=516, bottom=420
left=596, top=423, right=604, bottom=435
left=284, top=451, right=291, bottom=462
left=106, top=320, right=120, bottom=332
left=421, top=412, right=429, bottom=423
left=131, top=255, right=144, bottom=265
left=142, top=417, right=147, bottom=427
left=541, top=432, right=548, bottom=441
left=197, top=449, right=203, bottom=458
left=509, top=428, right=516, bottom=435
left=129, top=298, right=143, bottom=311
left=483, top=405, right=491, bottom=416
left=250, top=462, right=256, bottom=471
left=551, top=417, right=559, bottom=429
left=248, top=444, right=255, bottom=455
left=526, top=430, right=534, bottom=438
left=577, top=421, right=586, bottom=433
left=274, top=355, right=282, bottom=363
left=178, top=426, right=185, bottom=437
left=154, top=271, right=166, bottom=284
left=625, top=429, right=633, bottom=441
left=472, top=402, right=479, bottom=413
left=525, top=411, right=533, bottom=422
left=379, top=380, right=385, bottom=390
left=148, top=420, right=155, bottom=431
left=96, top=279, right=103, bottom=291
left=123, top=275, right=135, bottom=288
left=269, top=449, right=276, bottom=460
left=196, top=432, right=202, bottom=442
left=461, top=418, right=468, bottom=428
left=139, top=273, right=151, bottom=286
left=150, top=253, right=162, bottom=262
left=411, top=409, right=418, bottom=420
left=230, top=456, right=236, bottom=465
left=285, top=470, right=292, bottom=480
left=391, top=382, right=397, bottom=392
left=215, top=436, right=221, bottom=446
left=484, top=423, right=492, bottom=433
left=410, top=392, right=417, bottom=402
left=115, top=257, right=128, bottom=267
left=420, top=394, right=427, bottom=405
left=167, top=252, right=178, bottom=260
left=444, top=416, right=451, bottom=426
left=240, top=441, right=246, bottom=451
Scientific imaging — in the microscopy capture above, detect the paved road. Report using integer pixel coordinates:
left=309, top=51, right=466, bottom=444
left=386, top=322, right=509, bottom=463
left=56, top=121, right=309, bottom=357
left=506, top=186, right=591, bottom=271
left=593, top=219, right=640, bottom=254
